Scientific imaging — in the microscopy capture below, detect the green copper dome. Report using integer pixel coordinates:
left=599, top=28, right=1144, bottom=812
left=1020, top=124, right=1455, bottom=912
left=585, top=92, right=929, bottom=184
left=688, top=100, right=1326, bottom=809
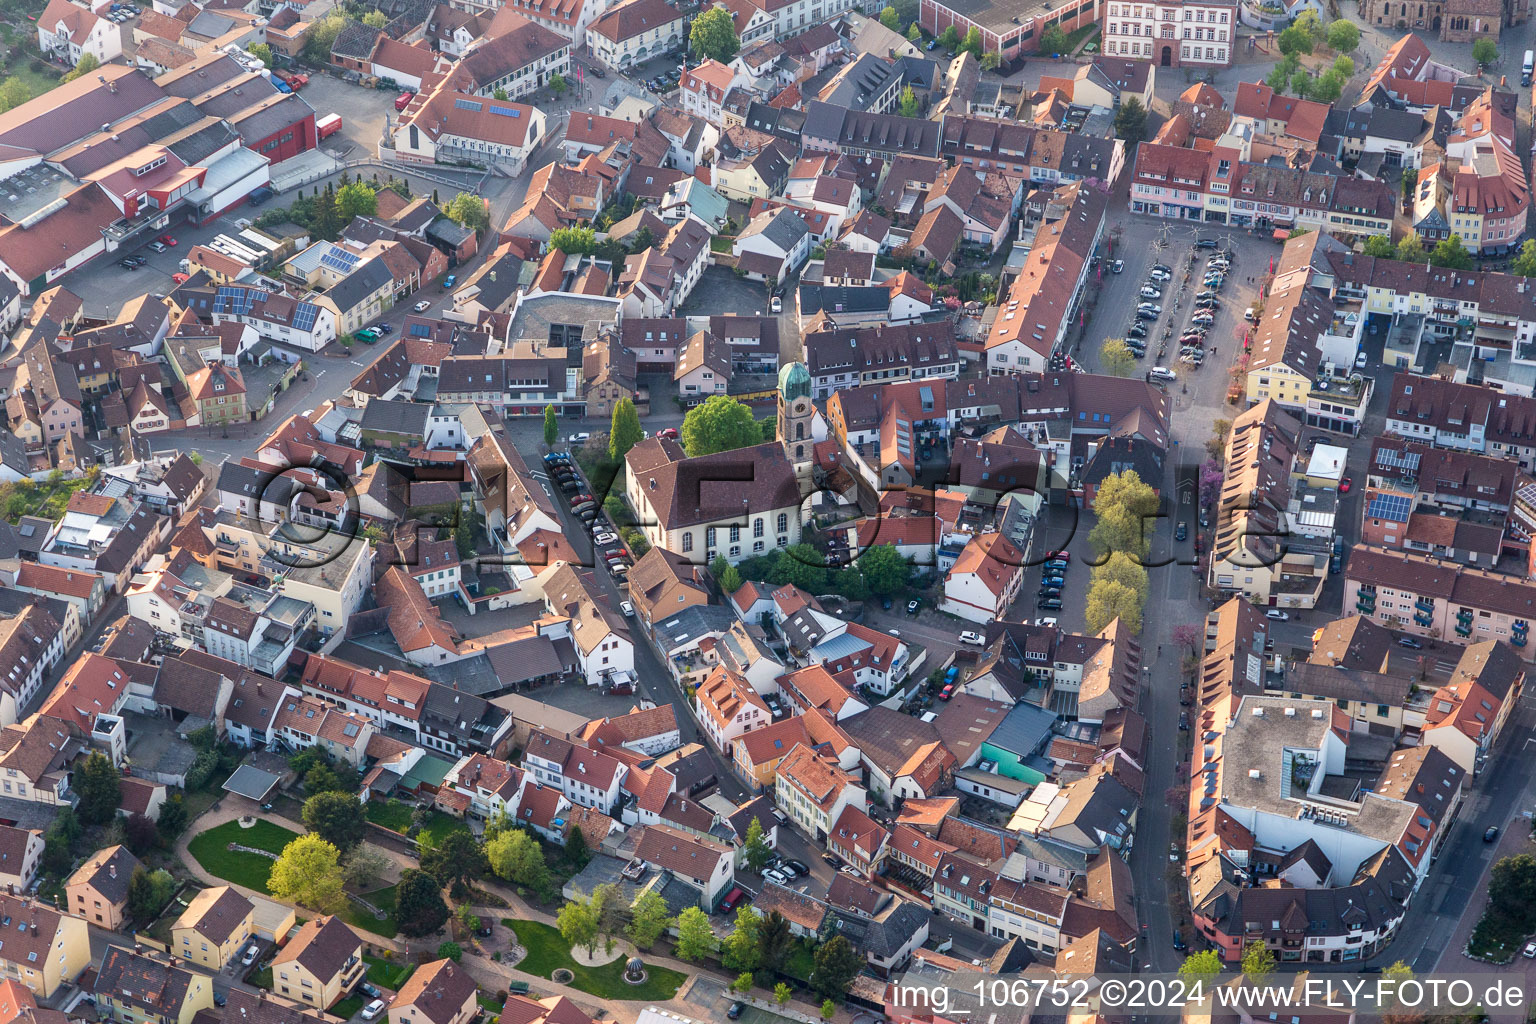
left=779, top=361, right=811, bottom=401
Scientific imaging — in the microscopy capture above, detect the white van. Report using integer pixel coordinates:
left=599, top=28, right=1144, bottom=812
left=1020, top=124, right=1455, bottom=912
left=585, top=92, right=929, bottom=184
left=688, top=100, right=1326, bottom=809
left=1149, top=367, right=1177, bottom=382
left=1523, top=48, right=1534, bottom=85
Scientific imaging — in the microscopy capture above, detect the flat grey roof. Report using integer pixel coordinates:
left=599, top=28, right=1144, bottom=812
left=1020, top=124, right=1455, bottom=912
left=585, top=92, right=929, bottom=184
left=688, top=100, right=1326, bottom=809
left=222, top=764, right=281, bottom=802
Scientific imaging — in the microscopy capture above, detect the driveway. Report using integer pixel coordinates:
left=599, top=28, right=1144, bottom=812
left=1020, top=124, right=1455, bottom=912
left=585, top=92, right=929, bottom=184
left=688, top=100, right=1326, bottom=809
left=681, top=265, right=774, bottom=318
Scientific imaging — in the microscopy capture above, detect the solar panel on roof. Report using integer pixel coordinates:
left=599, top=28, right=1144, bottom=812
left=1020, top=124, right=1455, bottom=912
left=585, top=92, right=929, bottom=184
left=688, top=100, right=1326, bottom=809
left=454, top=98, right=483, bottom=112
left=292, top=302, right=319, bottom=332
left=489, top=104, right=521, bottom=117
left=1366, top=493, right=1412, bottom=522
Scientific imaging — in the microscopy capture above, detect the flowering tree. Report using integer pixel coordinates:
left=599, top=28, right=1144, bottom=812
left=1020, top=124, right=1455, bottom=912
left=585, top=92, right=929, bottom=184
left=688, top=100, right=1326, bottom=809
left=1171, top=623, right=1202, bottom=652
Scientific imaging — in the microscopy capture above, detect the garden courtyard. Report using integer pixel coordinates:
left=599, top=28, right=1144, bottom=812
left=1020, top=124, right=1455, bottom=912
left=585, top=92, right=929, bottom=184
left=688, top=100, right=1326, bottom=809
left=187, top=819, right=399, bottom=938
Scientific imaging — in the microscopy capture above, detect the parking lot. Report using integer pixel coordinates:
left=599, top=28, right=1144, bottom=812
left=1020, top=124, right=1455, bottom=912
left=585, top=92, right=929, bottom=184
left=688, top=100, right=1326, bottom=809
left=298, top=74, right=398, bottom=162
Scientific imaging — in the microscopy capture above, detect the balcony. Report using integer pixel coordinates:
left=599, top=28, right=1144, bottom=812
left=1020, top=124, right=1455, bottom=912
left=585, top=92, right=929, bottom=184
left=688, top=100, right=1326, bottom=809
left=1414, top=613, right=1434, bottom=628
left=1416, top=598, right=1436, bottom=612
left=1457, top=608, right=1473, bottom=623
left=1356, top=595, right=1375, bottom=612
left=1514, top=633, right=1527, bottom=648
left=1456, top=624, right=1473, bottom=637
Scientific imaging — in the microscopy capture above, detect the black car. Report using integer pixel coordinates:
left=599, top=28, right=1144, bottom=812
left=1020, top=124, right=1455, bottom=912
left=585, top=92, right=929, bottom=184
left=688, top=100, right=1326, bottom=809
left=784, top=859, right=810, bottom=875
left=1127, top=325, right=1148, bottom=339
left=1038, top=597, right=1063, bottom=610
left=1485, top=826, right=1500, bottom=842
left=1172, top=931, right=1187, bottom=951
left=1179, top=712, right=1190, bottom=731
left=589, top=64, right=606, bottom=77
left=822, top=853, right=838, bottom=866
left=1038, top=587, right=1062, bottom=599
left=213, top=993, right=227, bottom=1008
left=1195, top=238, right=1217, bottom=249
left=727, top=1004, right=745, bottom=1020
left=1175, top=522, right=1187, bottom=541
left=1135, top=309, right=1158, bottom=321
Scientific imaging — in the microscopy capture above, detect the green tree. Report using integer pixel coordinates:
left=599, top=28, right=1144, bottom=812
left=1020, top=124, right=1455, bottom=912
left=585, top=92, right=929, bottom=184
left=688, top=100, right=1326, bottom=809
left=544, top=405, right=559, bottom=448
left=1512, top=239, right=1536, bottom=277
left=690, top=7, right=740, bottom=63
left=1430, top=234, right=1473, bottom=270
left=627, top=890, right=672, bottom=949
left=420, top=830, right=488, bottom=893
left=1265, top=61, right=1292, bottom=94
left=1332, top=54, right=1355, bottom=78
left=880, top=6, right=899, bottom=28
left=1397, top=234, right=1426, bottom=262
left=337, top=182, right=378, bottom=222
left=312, top=183, right=341, bottom=240
left=268, top=834, right=346, bottom=913
left=1324, top=19, right=1358, bottom=52
left=42, top=809, right=79, bottom=876
left=1179, top=950, right=1223, bottom=986
left=1473, top=37, right=1498, bottom=66
left=981, top=51, right=1002, bottom=70
left=1092, top=551, right=1149, bottom=604
left=769, top=543, right=827, bottom=593
left=939, top=25, right=960, bottom=50
left=362, top=9, right=388, bottom=27
left=1292, top=9, right=1325, bottom=42
left=437, top=940, right=463, bottom=961
left=719, top=564, right=743, bottom=595
left=1085, top=578, right=1144, bottom=635
left=906, top=23, right=922, bottom=42
left=1363, top=235, right=1396, bottom=259
left=961, top=26, right=983, bottom=57
left=558, top=891, right=602, bottom=957
left=127, top=867, right=177, bottom=926
left=395, top=868, right=450, bottom=936
left=898, top=85, right=920, bottom=118
left=1100, top=337, right=1136, bottom=377
left=859, top=543, right=913, bottom=596
left=758, top=911, right=792, bottom=974
left=1276, top=24, right=1312, bottom=56
left=247, top=43, right=273, bottom=66
left=1241, top=941, right=1276, bottom=980
left=1088, top=470, right=1160, bottom=560
left=61, top=52, right=100, bottom=83
left=486, top=829, right=550, bottom=891
left=821, top=1000, right=837, bottom=1022
left=76, top=752, right=121, bottom=825
left=1289, top=69, right=1314, bottom=99
left=1114, top=97, right=1147, bottom=143
left=549, top=73, right=568, bottom=96
left=157, top=796, right=189, bottom=842
left=1037, top=24, right=1067, bottom=54
left=301, top=791, right=367, bottom=853
left=811, top=935, right=864, bottom=999
left=732, top=973, right=753, bottom=995
left=674, top=906, right=716, bottom=961
left=0, top=78, right=31, bottom=113
left=1311, top=68, right=1345, bottom=104
left=445, top=192, right=489, bottom=233
left=742, top=817, right=773, bottom=871
left=610, top=398, right=643, bottom=461
left=775, top=983, right=793, bottom=1006
left=563, top=826, right=590, bottom=869
left=1488, top=854, right=1536, bottom=920
left=549, top=226, right=597, bottom=255
left=722, top=905, right=762, bottom=972
left=303, top=12, right=347, bottom=62
left=492, top=87, right=509, bottom=100
left=681, top=395, right=762, bottom=456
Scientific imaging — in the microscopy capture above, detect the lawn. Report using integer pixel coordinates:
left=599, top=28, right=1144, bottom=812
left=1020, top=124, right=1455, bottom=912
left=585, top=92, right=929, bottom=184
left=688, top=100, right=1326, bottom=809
left=187, top=820, right=299, bottom=890
left=1061, top=23, right=1099, bottom=52
left=188, top=820, right=398, bottom=938
left=363, top=953, right=415, bottom=990
left=330, top=995, right=365, bottom=1020
left=506, top=919, right=684, bottom=1001
left=477, top=995, right=503, bottom=1014
left=365, top=801, right=469, bottom=847
left=781, top=940, right=815, bottom=982
left=0, top=474, right=97, bottom=525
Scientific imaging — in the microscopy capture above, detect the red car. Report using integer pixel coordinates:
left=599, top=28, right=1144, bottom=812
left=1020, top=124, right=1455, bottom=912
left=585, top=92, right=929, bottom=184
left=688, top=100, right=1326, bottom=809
left=1046, top=550, right=1070, bottom=562
left=939, top=684, right=955, bottom=701
left=719, top=887, right=747, bottom=913
left=158, top=234, right=177, bottom=246
left=1340, top=477, right=1352, bottom=493
left=657, top=426, right=679, bottom=439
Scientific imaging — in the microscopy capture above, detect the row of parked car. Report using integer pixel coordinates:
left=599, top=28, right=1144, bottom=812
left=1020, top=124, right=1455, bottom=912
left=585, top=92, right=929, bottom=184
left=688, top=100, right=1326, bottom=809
left=1037, top=549, right=1070, bottom=611
left=543, top=451, right=635, bottom=588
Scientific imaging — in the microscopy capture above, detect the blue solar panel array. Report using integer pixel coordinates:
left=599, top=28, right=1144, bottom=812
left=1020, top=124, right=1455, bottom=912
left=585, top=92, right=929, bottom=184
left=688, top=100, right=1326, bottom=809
left=293, top=302, right=319, bottom=332
left=215, top=286, right=255, bottom=315
left=1366, top=493, right=1412, bottom=522
left=455, top=98, right=483, bottom=112
left=320, top=247, right=361, bottom=274
left=1375, top=446, right=1421, bottom=473
left=410, top=323, right=432, bottom=337
left=490, top=104, right=521, bottom=117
